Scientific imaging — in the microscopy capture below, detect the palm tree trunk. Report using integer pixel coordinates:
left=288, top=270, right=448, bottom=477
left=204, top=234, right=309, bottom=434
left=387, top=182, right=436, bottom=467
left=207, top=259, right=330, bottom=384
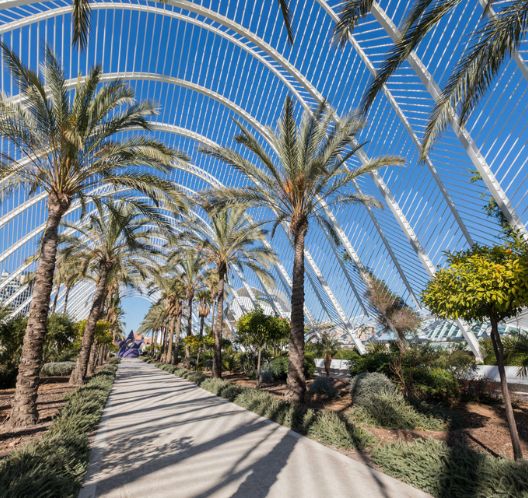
left=70, top=268, right=109, bottom=385
left=9, top=198, right=67, bottom=427
left=165, top=316, right=175, bottom=364
left=199, top=315, right=205, bottom=338
left=213, top=270, right=225, bottom=378
left=51, top=284, right=60, bottom=314
left=490, top=317, right=523, bottom=460
left=256, top=348, right=263, bottom=388
left=159, top=326, right=167, bottom=361
left=172, top=312, right=182, bottom=366
left=287, top=221, right=307, bottom=402
left=87, top=341, right=98, bottom=377
left=184, top=295, right=193, bottom=366
left=63, top=285, right=70, bottom=314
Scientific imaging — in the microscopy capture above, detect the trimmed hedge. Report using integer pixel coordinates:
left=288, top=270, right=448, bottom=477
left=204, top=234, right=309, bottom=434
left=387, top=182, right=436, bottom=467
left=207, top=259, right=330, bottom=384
left=41, top=361, right=75, bottom=377
left=0, top=361, right=118, bottom=497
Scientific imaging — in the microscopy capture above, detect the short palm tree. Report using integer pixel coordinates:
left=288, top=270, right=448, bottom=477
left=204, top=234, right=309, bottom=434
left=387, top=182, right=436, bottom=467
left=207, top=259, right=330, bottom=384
left=313, top=331, right=341, bottom=377
left=364, top=271, right=422, bottom=353
left=0, top=45, right=185, bottom=427
left=61, top=201, right=167, bottom=384
left=335, top=0, right=528, bottom=155
left=185, top=207, right=277, bottom=378
left=202, top=97, right=402, bottom=400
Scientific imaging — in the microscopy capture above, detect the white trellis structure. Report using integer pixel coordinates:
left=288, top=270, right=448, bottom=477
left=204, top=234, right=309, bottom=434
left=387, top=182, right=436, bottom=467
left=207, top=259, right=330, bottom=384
left=0, top=0, right=526, bottom=359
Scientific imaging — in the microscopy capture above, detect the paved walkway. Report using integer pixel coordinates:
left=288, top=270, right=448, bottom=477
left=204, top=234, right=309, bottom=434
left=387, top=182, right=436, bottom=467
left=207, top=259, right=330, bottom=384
left=80, top=359, right=430, bottom=498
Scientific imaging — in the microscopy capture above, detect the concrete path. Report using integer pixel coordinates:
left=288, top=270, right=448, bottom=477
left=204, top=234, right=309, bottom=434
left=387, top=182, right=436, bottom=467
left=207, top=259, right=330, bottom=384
left=80, top=359, right=430, bottom=498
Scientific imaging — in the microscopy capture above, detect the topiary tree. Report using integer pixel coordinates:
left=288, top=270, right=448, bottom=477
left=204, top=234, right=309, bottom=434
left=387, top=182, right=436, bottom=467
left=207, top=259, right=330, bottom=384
left=236, top=307, right=289, bottom=387
left=423, top=244, right=528, bottom=461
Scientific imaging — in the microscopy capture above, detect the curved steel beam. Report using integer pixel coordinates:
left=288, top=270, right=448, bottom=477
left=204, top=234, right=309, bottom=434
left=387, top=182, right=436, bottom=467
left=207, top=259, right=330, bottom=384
left=369, top=2, right=526, bottom=238
left=0, top=3, right=424, bottom=306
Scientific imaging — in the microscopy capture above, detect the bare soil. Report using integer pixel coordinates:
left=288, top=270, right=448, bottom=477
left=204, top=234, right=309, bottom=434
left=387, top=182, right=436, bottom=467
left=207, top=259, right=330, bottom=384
left=0, top=378, right=75, bottom=458
left=225, top=372, right=528, bottom=460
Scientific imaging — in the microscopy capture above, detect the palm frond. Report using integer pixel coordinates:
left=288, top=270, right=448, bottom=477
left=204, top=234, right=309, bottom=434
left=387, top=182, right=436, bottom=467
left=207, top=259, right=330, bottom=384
left=422, top=0, right=528, bottom=157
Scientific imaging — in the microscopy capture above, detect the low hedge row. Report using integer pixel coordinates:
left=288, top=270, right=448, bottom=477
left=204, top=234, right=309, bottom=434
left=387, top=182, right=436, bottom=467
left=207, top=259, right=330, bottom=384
left=0, top=360, right=119, bottom=497
left=148, top=358, right=528, bottom=498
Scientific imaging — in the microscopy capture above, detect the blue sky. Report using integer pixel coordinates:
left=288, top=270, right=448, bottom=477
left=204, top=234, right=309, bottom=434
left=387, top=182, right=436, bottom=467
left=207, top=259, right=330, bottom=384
left=122, top=296, right=151, bottom=334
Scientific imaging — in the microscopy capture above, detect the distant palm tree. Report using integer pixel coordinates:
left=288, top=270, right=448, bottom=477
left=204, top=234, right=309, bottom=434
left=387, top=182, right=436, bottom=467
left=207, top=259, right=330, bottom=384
left=0, top=45, right=184, bottom=427
left=60, top=201, right=167, bottom=384
left=186, top=207, right=276, bottom=378
left=148, top=269, right=186, bottom=365
left=335, top=0, right=528, bottom=156
left=364, top=271, right=422, bottom=353
left=202, top=97, right=401, bottom=400
left=170, top=248, right=208, bottom=366
left=71, top=0, right=294, bottom=47
left=196, top=289, right=212, bottom=339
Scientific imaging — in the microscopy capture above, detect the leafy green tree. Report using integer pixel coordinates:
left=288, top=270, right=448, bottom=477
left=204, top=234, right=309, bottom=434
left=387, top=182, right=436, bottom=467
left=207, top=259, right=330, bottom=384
left=202, top=97, right=401, bottom=400
left=44, top=313, right=78, bottom=362
left=236, top=307, right=289, bottom=386
left=335, top=0, right=528, bottom=157
left=423, top=244, right=528, bottom=460
left=0, top=45, right=183, bottom=427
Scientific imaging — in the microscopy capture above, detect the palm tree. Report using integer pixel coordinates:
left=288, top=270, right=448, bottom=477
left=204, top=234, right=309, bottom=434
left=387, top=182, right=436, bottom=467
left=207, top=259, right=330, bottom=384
left=196, top=290, right=212, bottom=339
left=335, top=0, right=528, bottom=156
left=170, top=248, right=207, bottom=335
left=313, top=331, right=341, bottom=377
left=185, top=207, right=277, bottom=378
left=71, top=0, right=294, bottom=47
left=364, top=271, right=422, bottom=353
left=61, top=201, right=167, bottom=384
left=148, top=269, right=186, bottom=365
left=0, top=46, right=184, bottom=427
left=201, top=97, right=402, bottom=400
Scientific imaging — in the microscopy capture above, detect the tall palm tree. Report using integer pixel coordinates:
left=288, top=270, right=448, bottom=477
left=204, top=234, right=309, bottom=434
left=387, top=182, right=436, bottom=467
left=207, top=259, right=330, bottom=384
left=71, top=0, right=294, bottom=47
left=0, top=46, right=184, bottom=427
left=335, top=0, right=528, bottom=156
left=61, top=201, right=168, bottom=384
left=185, top=207, right=277, bottom=378
left=201, top=97, right=401, bottom=400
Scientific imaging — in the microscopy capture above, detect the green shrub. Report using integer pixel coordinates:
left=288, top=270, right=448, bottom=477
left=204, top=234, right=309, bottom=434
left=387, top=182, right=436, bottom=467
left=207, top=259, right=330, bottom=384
left=411, top=367, right=459, bottom=403
left=349, top=351, right=392, bottom=376
left=41, top=361, right=75, bottom=377
left=350, top=372, right=397, bottom=404
left=347, top=392, right=445, bottom=431
left=219, top=384, right=243, bottom=401
left=309, top=376, right=338, bottom=399
left=0, top=363, right=117, bottom=497
left=259, top=369, right=274, bottom=384
left=307, top=410, right=370, bottom=450
left=184, top=372, right=205, bottom=385
left=268, top=355, right=315, bottom=381
left=371, top=437, right=528, bottom=498
left=201, top=378, right=229, bottom=395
